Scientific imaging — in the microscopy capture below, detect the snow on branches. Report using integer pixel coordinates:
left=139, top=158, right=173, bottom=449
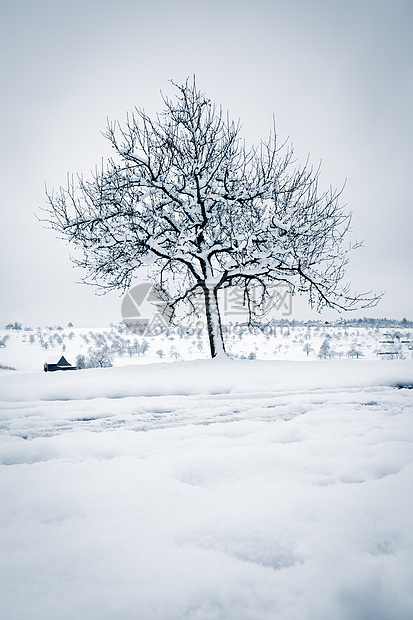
left=43, top=77, right=380, bottom=357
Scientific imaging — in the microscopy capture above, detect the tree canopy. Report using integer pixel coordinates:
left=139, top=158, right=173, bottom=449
left=44, top=78, right=380, bottom=357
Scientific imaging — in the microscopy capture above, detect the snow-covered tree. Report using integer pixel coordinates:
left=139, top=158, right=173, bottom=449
left=318, top=338, right=333, bottom=359
left=302, top=342, right=314, bottom=357
left=85, top=346, right=113, bottom=368
left=44, top=78, right=380, bottom=358
left=347, top=346, right=364, bottom=359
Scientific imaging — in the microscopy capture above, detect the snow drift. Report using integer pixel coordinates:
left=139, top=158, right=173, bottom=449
left=1, top=359, right=413, bottom=620
left=1, top=358, right=413, bottom=402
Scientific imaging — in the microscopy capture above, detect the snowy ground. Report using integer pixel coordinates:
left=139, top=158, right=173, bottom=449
left=1, top=358, right=413, bottom=620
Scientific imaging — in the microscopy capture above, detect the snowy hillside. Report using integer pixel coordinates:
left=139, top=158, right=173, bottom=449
left=1, top=319, right=412, bottom=371
left=1, top=323, right=413, bottom=619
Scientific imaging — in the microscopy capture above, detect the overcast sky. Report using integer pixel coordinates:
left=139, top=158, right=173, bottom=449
left=1, top=0, right=412, bottom=327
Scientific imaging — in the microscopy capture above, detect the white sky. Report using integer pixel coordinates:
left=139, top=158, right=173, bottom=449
left=1, top=0, right=412, bottom=327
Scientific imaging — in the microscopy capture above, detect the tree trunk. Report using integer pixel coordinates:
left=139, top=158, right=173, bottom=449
left=203, top=284, right=226, bottom=358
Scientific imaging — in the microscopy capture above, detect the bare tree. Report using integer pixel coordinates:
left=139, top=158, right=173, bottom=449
left=302, top=343, right=314, bottom=357
left=44, top=78, right=380, bottom=358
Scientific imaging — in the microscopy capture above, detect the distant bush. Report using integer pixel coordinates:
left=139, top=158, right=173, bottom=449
left=169, top=346, right=182, bottom=360
left=5, top=322, right=22, bottom=331
left=75, top=354, right=87, bottom=369
left=0, top=363, right=16, bottom=370
left=139, top=340, right=149, bottom=356
left=0, top=335, right=10, bottom=347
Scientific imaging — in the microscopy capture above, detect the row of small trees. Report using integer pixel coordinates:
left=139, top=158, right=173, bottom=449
left=316, top=338, right=364, bottom=359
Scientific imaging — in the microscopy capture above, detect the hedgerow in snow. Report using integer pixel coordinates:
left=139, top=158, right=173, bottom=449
left=44, top=78, right=380, bottom=357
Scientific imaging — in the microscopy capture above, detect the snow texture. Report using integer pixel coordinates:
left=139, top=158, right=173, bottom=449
left=1, top=359, right=413, bottom=620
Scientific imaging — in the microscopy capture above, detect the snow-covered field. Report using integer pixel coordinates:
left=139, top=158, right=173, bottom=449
left=1, top=320, right=412, bottom=372
left=1, top=326, right=413, bottom=619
